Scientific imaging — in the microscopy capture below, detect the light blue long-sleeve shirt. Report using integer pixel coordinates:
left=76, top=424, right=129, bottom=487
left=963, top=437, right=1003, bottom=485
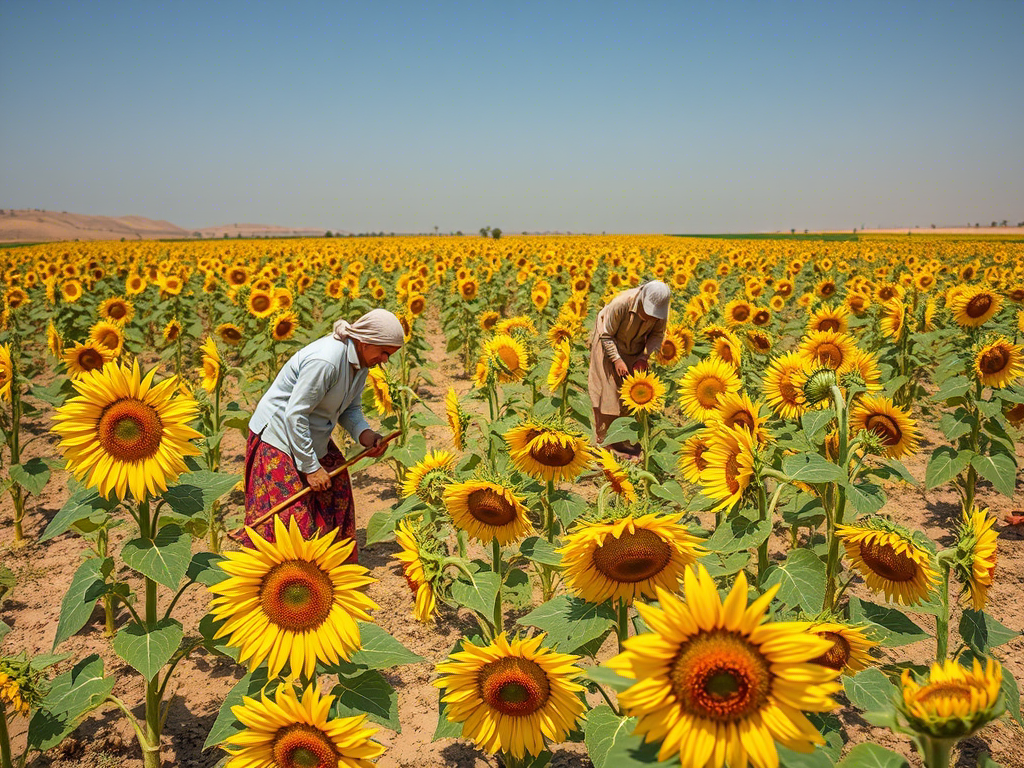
left=249, top=335, right=372, bottom=474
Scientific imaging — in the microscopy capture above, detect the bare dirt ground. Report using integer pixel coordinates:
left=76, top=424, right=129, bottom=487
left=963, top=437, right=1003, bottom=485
left=1, top=309, right=1022, bottom=767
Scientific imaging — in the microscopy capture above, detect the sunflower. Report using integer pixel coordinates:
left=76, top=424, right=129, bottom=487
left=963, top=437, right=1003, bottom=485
left=88, top=320, right=125, bottom=358
left=546, top=321, right=575, bottom=346
left=210, top=516, right=376, bottom=679
left=949, top=287, right=1002, bottom=328
left=606, top=566, right=841, bottom=767
left=845, top=348, right=883, bottom=392
left=125, top=274, right=147, bottom=295
left=247, top=289, right=277, bottom=319
left=401, top=449, right=456, bottom=505
left=60, top=279, right=83, bottom=303
left=52, top=359, right=203, bottom=500
left=62, top=340, right=115, bottom=378
left=483, top=334, right=529, bottom=383
left=898, top=658, right=1003, bottom=739
left=362, top=368, right=392, bottom=417
left=444, top=478, right=532, bottom=545
left=677, top=430, right=712, bottom=484
left=559, top=512, right=704, bottom=603
left=880, top=299, right=906, bottom=340
left=504, top=422, right=592, bottom=483
left=495, top=316, right=537, bottom=337
left=163, top=318, right=182, bottom=343
left=619, top=370, right=666, bottom=415
left=271, top=311, right=299, bottom=342
left=98, top=297, right=134, bottom=325
left=761, top=352, right=806, bottom=420
left=407, top=293, right=426, bottom=317
left=699, top=425, right=757, bottom=512
left=225, top=264, right=251, bottom=287
left=846, top=290, right=871, bottom=315
left=222, top=683, right=385, bottom=768
left=395, top=518, right=438, bottom=623
left=4, top=287, right=28, bottom=310
left=458, top=277, right=478, bottom=301
left=200, top=336, right=221, bottom=393
left=216, top=322, right=244, bottom=346
left=807, top=303, right=850, bottom=334
left=708, top=390, right=769, bottom=444
left=547, top=341, right=570, bottom=393
left=797, top=330, right=858, bottom=373
left=710, top=333, right=742, bottom=368
left=678, top=357, right=742, bottom=422
left=974, top=338, right=1024, bottom=388
left=955, top=506, right=998, bottom=611
left=653, top=328, right=686, bottom=367
left=434, top=633, right=586, bottom=759
left=850, top=394, right=919, bottom=459
left=723, top=298, right=753, bottom=325
left=802, top=621, right=877, bottom=674
left=46, top=321, right=63, bottom=360
left=444, top=387, right=468, bottom=451
left=836, top=520, right=938, bottom=606
left=592, top=447, right=637, bottom=502
left=0, top=344, right=12, bottom=401
left=479, top=310, right=500, bottom=331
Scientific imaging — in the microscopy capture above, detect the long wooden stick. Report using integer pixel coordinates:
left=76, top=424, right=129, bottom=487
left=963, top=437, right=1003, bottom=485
left=242, top=431, right=402, bottom=531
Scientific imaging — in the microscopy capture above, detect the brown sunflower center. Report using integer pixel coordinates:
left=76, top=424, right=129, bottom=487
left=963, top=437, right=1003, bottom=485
left=271, top=724, right=338, bottom=768
left=108, top=303, right=128, bottom=320
left=865, top=414, right=902, bottom=447
left=467, top=488, right=518, bottom=527
left=76, top=347, right=105, bottom=371
left=966, top=294, right=993, bottom=318
left=98, top=399, right=164, bottom=461
left=478, top=657, right=551, bottom=717
left=879, top=286, right=895, bottom=301
left=915, top=681, right=974, bottom=707
left=252, top=295, right=272, bottom=312
left=979, top=346, right=1010, bottom=375
left=779, top=377, right=800, bottom=405
left=858, top=540, right=918, bottom=583
left=813, top=342, right=843, bottom=368
left=592, top=528, right=672, bottom=583
left=817, top=318, right=840, bottom=332
left=629, top=382, right=655, bottom=405
left=221, top=327, right=242, bottom=342
left=696, top=377, right=726, bottom=409
left=275, top=319, right=294, bottom=337
left=670, top=630, right=772, bottom=722
left=731, top=306, right=750, bottom=322
left=725, top=410, right=755, bottom=431
left=97, top=330, right=120, bottom=349
left=165, top=324, right=181, bottom=341
left=259, top=560, right=335, bottom=632
left=410, top=297, right=425, bottom=314
left=809, top=631, right=852, bottom=671
left=752, top=311, right=770, bottom=326
left=661, top=340, right=678, bottom=359
left=724, top=453, right=741, bottom=494
left=529, top=439, right=577, bottom=467
left=229, top=269, right=247, bottom=285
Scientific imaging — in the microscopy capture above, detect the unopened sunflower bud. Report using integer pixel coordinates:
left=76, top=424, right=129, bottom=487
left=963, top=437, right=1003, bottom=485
left=840, top=368, right=866, bottom=391
left=898, top=658, right=1003, bottom=739
left=802, top=368, right=838, bottom=406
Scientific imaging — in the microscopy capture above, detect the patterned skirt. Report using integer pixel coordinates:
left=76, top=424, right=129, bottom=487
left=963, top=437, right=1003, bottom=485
left=242, top=430, right=358, bottom=563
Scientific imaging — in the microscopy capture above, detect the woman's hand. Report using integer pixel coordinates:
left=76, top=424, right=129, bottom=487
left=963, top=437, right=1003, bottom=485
left=307, top=467, right=331, bottom=491
left=632, top=355, right=649, bottom=372
left=360, top=429, right=388, bottom=457
left=614, top=359, right=629, bottom=377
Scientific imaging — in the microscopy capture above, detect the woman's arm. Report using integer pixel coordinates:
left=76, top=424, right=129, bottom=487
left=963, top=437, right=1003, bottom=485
left=282, top=360, right=334, bottom=474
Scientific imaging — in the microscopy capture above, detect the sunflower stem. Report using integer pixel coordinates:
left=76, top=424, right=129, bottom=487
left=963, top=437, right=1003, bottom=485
left=616, top=599, right=629, bottom=651
left=492, top=537, right=503, bottom=635
left=920, top=735, right=954, bottom=768
left=962, top=381, right=983, bottom=515
left=545, top=479, right=557, bottom=542
left=936, top=558, right=951, bottom=662
left=756, top=481, right=769, bottom=584
left=0, top=703, right=14, bottom=768
left=824, top=384, right=849, bottom=612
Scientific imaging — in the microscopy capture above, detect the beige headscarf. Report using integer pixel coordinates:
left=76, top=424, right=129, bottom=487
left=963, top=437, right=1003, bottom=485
left=332, top=308, right=405, bottom=347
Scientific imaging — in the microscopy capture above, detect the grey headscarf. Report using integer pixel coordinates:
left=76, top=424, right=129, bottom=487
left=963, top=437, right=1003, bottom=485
left=638, top=280, right=671, bottom=320
left=332, top=308, right=405, bottom=347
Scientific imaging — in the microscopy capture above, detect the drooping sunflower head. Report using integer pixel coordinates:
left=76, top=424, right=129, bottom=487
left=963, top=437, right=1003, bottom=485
left=836, top=519, right=939, bottom=606
left=619, top=370, right=666, bottom=415
left=546, top=321, right=576, bottom=346
left=483, top=333, right=530, bottom=383
left=62, top=340, right=115, bottom=378
left=99, top=296, right=135, bottom=326
left=443, top=478, right=532, bottom=545
left=898, top=658, right=1003, bottom=739
left=546, top=340, right=571, bottom=393
left=210, top=516, right=377, bottom=679
left=559, top=511, right=705, bottom=604
left=677, top=429, right=713, bottom=485
left=435, top=633, right=586, bottom=759
left=592, top=447, right=637, bottom=502
left=271, top=311, right=299, bottom=342
left=444, top=387, right=469, bottom=451
left=223, top=683, right=385, bottom=768
left=710, top=333, right=742, bottom=369
left=974, top=338, right=1024, bottom=388
left=850, top=393, right=919, bottom=459
left=216, top=322, right=244, bottom=346
left=880, top=298, right=906, bottom=340
left=653, top=327, right=688, bottom=367
left=803, top=620, right=878, bottom=674
left=52, top=359, right=204, bottom=500
left=0, top=344, right=12, bottom=402
left=401, top=449, right=457, bottom=505
left=504, top=421, right=592, bottom=483
left=395, top=517, right=439, bottom=623
left=698, top=424, right=757, bottom=512
left=949, top=287, right=1002, bottom=328
left=606, top=565, right=841, bottom=766
left=200, top=336, right=222, bottom=393
left=46, top=321, right=63, bottom=360
left=798, top=329, right=858, bottom=373
left=955, top=506, right=998, bottom=612
left=679, top=356, right=742, bottom=421
left=366, top=366, right=396, bottom=416
left=843, top=347, right=883, bottom=393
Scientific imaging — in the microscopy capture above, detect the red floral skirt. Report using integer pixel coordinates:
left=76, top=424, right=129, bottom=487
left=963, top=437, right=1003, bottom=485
left=242, top=430, right=358, bottom=563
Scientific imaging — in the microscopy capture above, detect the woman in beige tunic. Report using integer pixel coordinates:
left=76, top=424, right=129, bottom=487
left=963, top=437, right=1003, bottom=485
left=588, top=281, right=670, bottom=451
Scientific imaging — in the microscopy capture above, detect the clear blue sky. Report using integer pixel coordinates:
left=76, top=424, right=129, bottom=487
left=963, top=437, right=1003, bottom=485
left=1, top=1, right=1021, bottom=233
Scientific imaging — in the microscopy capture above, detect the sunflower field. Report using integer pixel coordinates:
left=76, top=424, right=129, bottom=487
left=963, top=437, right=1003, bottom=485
left=0, top=233, right=1022, bottom=768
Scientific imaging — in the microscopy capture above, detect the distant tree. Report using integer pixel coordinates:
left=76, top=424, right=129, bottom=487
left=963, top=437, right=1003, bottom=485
left=193, top=231, right=201, bottom=238
left=931, top=224, right=936, bottom=229
left=790, top=228, right=796, bottom=234
left=1000, top=220, right=1007, bottom=227
left=480, top=226, right=491, bottom=238
left=991, top=221, right=997, bottom=228
left=975, top=223, right=980, bottom=228
left=325, top=231, right=333, bottom=237
left=434, top=225, right=439, bottom=236
left=456, top=230, right=463, bottom=236
left=224, top=233, right=229, bottom=238
left=491, top=228, right=502, bottom=240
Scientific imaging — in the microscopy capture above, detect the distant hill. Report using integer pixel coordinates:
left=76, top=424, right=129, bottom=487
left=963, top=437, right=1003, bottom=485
left=0, top=209, right=337, bottom=243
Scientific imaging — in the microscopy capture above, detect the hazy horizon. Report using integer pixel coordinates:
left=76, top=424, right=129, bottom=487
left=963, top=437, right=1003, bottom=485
left=2, top=1, right=1022, bottom=233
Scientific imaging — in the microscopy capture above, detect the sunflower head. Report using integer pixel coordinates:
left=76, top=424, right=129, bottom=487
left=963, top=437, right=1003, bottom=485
left=99, top=296, right=135, bottom=325
left=367, top=366, right=396, bottom=416
left=950, top=287, right=1002, bottom=328
left=619, top=370, right=666, bottom=415
left=443, top=477, right=532, bottom=545
left=836, top=519, right=938, bottom=606
left=803, top=620, right=878, bottom=674
left=444, top=387, right=469, bottom=450
left=762, top=352, right=807, bottom=420
left=163, top=318, right=182, bottom=343
left=216, top=322, right=244, bottom=346
left=200, top=336, right=222, bottom=393
left=394, top=517, right=440, bottom=623
left=62, top=340, right=115, bottom=379
left=0, top=345, right=13, bottom=402
left=802, top=367, right=838, bottom=407
left=504, top=420, right=592, bottom=483
left=899, top=658, right=1003, bottom=739
left=401, top=449, right=456, bottom=505
left=592, top=447, right=638, bottom=502
left=483, top=333, right=530, bottom=383
left=271, top=311, right=299, bottom=341
left=546, top=340, right=571, bottom=393
left=679, top=356, right=742, bottom=421
left=954, top=506, right=998, bottom=612
left=974, top=338, right=1024, bottom=388
left=850, top=394, right=919, bottom=459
